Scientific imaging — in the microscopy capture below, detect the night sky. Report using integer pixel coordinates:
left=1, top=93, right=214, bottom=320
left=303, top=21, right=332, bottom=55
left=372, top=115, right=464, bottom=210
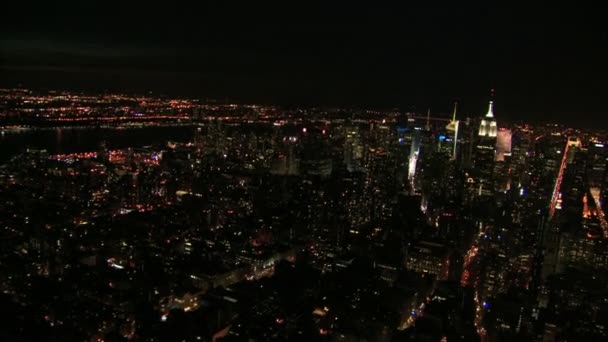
left=1, top=3, right=607, bottom=127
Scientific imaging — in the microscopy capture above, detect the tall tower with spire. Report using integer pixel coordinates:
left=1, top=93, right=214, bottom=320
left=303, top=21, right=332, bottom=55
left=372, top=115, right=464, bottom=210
left=425, top=109, right=431, bottom=131
left=444, top=102, right=460, bottom=159
left=474, top=90, right=499, bottom=196
left=478, top=100, right=497, bottom=137
left=437, top=102, right=460, bottom=159
left=445, top=102, right=458, bottom=134
left=478, top=89, right=497, bottom=138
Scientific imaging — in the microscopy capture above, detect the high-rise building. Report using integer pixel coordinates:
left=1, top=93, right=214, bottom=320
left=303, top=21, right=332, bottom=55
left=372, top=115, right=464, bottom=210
left=587, top=141, right=607, bottom=187
left=270, top=136, right=300, bottom=176
left=395, top=118, right=415, bottom=190
left=206, top=119, right=226, bottom=153
left=414, top=110, right=437, bottom=192
left=478, top=101, right=497, bottom=138
left=344, top=126, right=364, bottom=172
left=439, top=102, right=460, bottom=160
left=495, top=129, right=512, bottom=162
left=194, top=126, right=204, bottom=150
left=566, top=137, right=582, bottom=165
left=474, top=100, right=498, bottom=196
left=405, top=241, right=449, bottom=279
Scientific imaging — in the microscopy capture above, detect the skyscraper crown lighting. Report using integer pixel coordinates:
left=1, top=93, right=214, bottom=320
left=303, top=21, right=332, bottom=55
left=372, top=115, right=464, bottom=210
left=479, top=100, right=497, bottom=137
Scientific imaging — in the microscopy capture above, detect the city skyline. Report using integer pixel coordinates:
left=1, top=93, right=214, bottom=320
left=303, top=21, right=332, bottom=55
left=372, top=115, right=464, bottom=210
left=1, top=87, right=608, bottom=341
left=2, top=4, right=607, bottom=128
left=2, top=4, right=608, bottom=341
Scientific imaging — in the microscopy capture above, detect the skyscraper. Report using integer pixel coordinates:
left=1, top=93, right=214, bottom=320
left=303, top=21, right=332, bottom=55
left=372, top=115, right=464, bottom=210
left=495, top=129, right=512, bottom=162
left=440, top=102, right=460, bottom=160
left=474, top=100, right=498, bottom=196
left=414, top=110, right=436, bottom=193
left=344, top=126, right=363, bottom=172
left=478, top=101, right=497, bottom=138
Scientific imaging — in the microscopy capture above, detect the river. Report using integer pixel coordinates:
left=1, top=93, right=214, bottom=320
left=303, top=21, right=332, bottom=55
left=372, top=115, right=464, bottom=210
left=0, top=126, right=197, bottom=164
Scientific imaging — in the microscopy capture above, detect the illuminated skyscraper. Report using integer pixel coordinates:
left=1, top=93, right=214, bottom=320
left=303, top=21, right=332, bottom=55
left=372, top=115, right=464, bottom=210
left=395, top=115, right=416, bottom=189
left=474, top=100, right=498, bottom=196
left=478, top=101, right=497, bottom=138
left=495, top=129, right=512, bottom=162
left=344, top=126, right=363, bottom=172
left=440, top=102, right=460, bottom=160
left=414, top=110, right=436, bottom=192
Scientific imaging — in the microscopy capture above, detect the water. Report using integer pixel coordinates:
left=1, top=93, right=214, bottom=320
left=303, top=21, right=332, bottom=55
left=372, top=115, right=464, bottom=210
left=0, top=126, right=196, bottom=164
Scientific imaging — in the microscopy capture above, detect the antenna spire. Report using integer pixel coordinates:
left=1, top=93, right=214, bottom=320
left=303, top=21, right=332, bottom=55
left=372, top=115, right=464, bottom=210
left=486, top=89, right=495, bottom=118
left=485, top=101, right=494, bottom=118
left=425, top=109, right=431, bottom=131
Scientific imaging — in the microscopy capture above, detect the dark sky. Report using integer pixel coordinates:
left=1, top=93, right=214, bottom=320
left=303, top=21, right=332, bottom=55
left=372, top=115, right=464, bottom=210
left=1, top=3, right=607, bottom=127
